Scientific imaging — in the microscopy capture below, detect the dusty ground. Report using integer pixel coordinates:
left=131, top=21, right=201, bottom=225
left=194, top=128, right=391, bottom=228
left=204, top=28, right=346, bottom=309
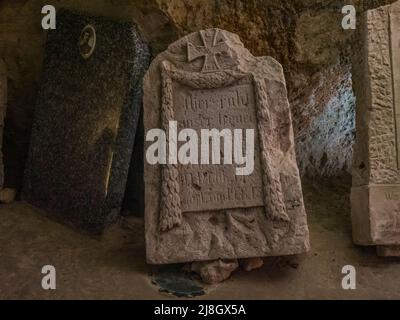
left=1, top=178, right=400, bottom=300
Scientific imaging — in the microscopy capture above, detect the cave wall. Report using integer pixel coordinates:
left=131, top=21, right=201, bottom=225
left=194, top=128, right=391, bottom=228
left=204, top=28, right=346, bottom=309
left=0, top=0, right=397, bottom=191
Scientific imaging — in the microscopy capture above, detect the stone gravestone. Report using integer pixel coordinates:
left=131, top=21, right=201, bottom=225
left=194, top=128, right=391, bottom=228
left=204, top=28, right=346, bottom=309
left=352, top=1, right=400, bottom=256
left=144, top=28, right=310, bottom=264
left=23, top=10, right=150, bottom=234
left=0, top=59, right=6, bottom=189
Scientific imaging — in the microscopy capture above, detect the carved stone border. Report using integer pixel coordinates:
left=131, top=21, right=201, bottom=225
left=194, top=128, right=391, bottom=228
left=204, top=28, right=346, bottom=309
left=158, top=62, right=290, bottom=232
left=253, top=78, right=290, bottom=223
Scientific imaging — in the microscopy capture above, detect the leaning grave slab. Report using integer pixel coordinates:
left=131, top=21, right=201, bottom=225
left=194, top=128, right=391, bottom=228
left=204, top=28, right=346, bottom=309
left=144, top=28, right=310, bottom=264
left=352, top=1, right=400, bottom=256
left=23, top=10, right=150, bottom=234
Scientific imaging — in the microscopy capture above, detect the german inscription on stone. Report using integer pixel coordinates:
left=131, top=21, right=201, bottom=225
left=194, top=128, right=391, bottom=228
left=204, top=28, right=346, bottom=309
left=175, top=79, right=264, bottom=213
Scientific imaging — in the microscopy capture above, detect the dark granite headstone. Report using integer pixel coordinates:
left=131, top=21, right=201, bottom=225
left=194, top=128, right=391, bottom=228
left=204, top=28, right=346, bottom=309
left=144, top=29, right=309, bottom=264
left=23, top=10, right=150, bottom=234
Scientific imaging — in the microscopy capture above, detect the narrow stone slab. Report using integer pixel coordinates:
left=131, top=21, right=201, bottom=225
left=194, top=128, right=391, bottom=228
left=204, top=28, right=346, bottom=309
left=351, top=2, right=400, bottom=253
left=23, top=10, right=149, bottom=234
left=144, top=28, right=309, bottom=264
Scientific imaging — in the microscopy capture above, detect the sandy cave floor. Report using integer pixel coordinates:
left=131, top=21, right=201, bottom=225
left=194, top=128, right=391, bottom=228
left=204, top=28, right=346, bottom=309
left=1, top=178, right=400, bottom=300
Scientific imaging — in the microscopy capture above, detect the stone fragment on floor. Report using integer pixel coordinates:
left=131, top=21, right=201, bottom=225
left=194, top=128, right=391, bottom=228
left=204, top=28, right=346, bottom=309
left=189, top=259, right=239, bottom=284
left=240, top=257, right=264, bottom=272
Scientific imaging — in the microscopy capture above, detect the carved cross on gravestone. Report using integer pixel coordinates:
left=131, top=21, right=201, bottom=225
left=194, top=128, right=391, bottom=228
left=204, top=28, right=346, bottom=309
left=187, top=29, right=230, bottom=72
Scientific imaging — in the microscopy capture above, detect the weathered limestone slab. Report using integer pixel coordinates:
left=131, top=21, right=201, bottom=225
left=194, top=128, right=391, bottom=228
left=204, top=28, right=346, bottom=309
left=23, top=10, right=150, bottom=234
left=351, top=1, right=400, bottom=255
left=144, top=28, right=309, bottom=264
left=0, top=58, right=6, bottom=189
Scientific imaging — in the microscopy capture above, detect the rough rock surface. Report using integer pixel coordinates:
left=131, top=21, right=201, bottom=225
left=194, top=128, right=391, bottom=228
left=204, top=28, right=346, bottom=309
left=351, top=1, right=400, bottom=254
left=0, top=0, right=397, bottom=191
